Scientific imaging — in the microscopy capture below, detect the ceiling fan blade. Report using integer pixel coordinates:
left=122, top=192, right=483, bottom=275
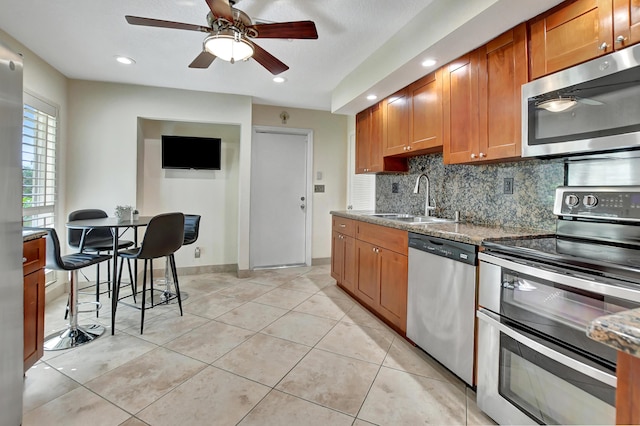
left=249, top=21, right=318, bottom=39
left=205, top=0, right=234, bottom=22
left=189, top=51, right=216, bottom=68
left=251, top=43, right=289, bottom=75
left=125, top=16, right=211, bottom=32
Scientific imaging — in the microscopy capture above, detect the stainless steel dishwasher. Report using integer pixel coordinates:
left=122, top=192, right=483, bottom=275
left=406, top=232, right=478, bottom=386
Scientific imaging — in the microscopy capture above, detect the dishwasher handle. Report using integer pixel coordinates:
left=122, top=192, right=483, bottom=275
left=409, top=233, right=478, bottom=265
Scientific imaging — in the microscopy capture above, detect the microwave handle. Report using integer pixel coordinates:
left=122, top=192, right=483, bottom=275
left=478, top=252, right=640, bottom=303
left=477, top=308, right=617, bottom=387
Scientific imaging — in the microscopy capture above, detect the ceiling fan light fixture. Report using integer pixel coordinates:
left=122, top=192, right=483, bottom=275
left=536, top=97, right=577, bottom=112
left=204, top=30, right=254, bottom=63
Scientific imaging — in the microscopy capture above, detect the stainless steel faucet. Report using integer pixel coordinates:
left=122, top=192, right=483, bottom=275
left=414, top=173, right=436, bottom=216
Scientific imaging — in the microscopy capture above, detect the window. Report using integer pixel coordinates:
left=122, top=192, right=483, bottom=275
left=347, top=133, right=375, bottom=210
left=22, top=93, right=58, bottom=228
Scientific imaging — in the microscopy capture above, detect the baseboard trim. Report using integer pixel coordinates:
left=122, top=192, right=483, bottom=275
left=312, top=257, right=331, bottom=266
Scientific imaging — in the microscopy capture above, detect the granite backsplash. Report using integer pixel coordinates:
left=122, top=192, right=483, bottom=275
left=376, top=153, right=565, bottom=230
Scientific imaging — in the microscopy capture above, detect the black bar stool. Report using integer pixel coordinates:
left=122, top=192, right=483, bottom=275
left=67, top=209, right=134, bottom=317
left=43, top=228, right=112, bottom=350
left=116, top=212, right=185, bottom=334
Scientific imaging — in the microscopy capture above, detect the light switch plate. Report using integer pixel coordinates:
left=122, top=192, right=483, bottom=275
left=314, top=184, right=325, bottom=193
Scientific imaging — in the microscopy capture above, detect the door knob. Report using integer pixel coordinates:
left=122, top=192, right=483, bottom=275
left=300, top=196, right=305, bottom=201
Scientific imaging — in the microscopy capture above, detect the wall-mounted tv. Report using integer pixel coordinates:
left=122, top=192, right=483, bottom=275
left=161, top=135, right=221, bottom=170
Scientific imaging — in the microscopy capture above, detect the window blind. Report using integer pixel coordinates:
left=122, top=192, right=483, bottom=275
left=22, top=93, right=57, bottom=228
left=347, top=133, right=375, bottom=210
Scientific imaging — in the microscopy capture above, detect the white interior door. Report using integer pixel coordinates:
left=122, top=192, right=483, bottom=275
left=250, top=129, right=310, bottom=269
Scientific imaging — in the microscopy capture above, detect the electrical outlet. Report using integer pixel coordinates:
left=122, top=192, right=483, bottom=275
left=503, top=178, right=514, bottom=194
left=194, top=247, right=201, bottom=258
left=392, top=183, right=399, bottom=193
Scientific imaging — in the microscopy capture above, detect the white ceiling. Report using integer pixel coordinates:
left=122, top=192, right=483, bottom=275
left=0, top=0, right=563, bottom=114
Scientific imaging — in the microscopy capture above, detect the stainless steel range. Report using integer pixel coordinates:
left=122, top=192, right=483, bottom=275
left=476, top=186, right=640, bottom=425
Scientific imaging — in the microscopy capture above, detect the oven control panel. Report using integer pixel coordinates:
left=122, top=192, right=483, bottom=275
left=553, top=186, right=640, bottom=221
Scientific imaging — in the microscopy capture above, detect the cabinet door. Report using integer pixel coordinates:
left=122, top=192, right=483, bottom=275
left=368, top=102, right=384, bottom=171
left=355, top=109, right=371, bottom=174
left=614, top=0, right=640, bottom=47
left=377, top=248, right=408, bottom=332
left=409, top=70, right=443, bottom=153
left=24, top=270, right=45, bottom=372
left=355, top=240, right=380, bottom=308
left=530, top=0, right=614, bottom=79
left=478, top=24, right=527, bottom=161
left=342, top=235, right=357, bottom=294
left=443, top=51, right=480, bottom=164
left=331, top=231, right=345, bottom=283
left=382, top=89, right=410, bottom=156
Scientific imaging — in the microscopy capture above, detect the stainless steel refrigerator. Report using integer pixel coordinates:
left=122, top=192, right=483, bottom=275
left=0, top=41, right=25, bottom=425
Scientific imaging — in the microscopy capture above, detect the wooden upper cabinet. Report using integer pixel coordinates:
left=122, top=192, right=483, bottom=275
left=614, top=0, right=640, bottom=47
left=408, top=69, right=443, bottom=153
left=355, top=109, right=371, bottom=174
left=355, top=103, right=407, bottom=174
left=382, top=70, right=443, bottom=157
left=529, top=0, right=614, bottom=79
left=478, top=23, right=527, bottom=161
left=444, top=24, right=527, bottom=164
left=382, top=89, right=410, bottom=156
left=443, top=51, right=480, bottom=164
left=355, top=104, right=383, bottom=173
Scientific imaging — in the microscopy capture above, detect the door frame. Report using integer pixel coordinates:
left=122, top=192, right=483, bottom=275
left=250, top=125, right=314, bottom=268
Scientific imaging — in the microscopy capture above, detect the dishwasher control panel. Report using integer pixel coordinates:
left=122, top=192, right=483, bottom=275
left=408, top=233, right=477, bottom=266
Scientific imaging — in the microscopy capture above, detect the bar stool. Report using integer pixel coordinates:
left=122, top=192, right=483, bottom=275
left=158, top=214, right=201, bottom=303
left=43, top=228, right=112, bottom=350
left=116, top=212, right=185, bottom=334
left=67, top=209, right=134, bottom=317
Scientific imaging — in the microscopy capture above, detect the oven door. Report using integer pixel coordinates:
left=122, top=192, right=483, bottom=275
left=477, top=309, right=616, bottom=425
left=479, top=253, right=640, bottom=366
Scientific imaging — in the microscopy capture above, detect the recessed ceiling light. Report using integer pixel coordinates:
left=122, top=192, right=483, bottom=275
left=421, top=58, right=437, bottom=67
left=115, top=56, right=136, bottom=65
left=366, top=94, right=377, bottom=101
left=273, top=76, right=287, bottom=83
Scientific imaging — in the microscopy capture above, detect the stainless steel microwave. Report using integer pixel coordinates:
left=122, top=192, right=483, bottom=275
left=522, top=43, right=640, bottom=158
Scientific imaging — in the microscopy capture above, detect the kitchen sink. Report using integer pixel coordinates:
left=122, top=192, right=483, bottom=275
left=366, top=213, right=456, bottom=224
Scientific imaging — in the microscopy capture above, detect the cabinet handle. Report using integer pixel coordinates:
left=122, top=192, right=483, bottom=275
left=22, top=257, right=27, bottom=263
left=598, top=41, right=609, bottom=51
left=471, top=153, right=476, bottom=159
left=479, top=152, right=486, bottom=158
left=407, top=146, right=411, bottom=150
left=616, top=35, right=626, bottom=44
left=339, top=224, right=346, bottom=228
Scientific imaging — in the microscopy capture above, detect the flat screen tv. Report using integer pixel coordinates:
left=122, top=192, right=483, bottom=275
left=161, top=135, right=221, bottom=170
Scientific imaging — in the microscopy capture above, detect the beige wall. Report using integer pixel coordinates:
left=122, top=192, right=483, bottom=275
left=139, top=120, right=240, bottom=268
left=252, top=105, right=349, bottom=259
left=67, top=80, right=254, bottom=270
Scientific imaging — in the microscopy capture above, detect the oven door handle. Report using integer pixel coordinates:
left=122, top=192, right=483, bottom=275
left=477, top=308, right=617, bottom=387
left=479, top=252, right=640, bottom=303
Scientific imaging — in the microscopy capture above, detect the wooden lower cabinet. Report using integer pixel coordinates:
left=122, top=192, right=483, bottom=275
left=616, top=351, right=640, bottom=425
left=333, top=216, right=409, bottom=334
left=23, top=237, right=46, bottom=372
left=331, top=231, right=356, bottom=294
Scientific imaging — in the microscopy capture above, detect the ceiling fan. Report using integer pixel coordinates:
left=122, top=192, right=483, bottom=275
left=125, top=0, right=318, bottom=75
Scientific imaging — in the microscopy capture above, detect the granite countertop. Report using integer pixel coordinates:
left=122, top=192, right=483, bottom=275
left=587, top=309, right=640, bottom=358
left=330, top=210, right=552, bottom=246
left=23, top=229, right=47, bottom=242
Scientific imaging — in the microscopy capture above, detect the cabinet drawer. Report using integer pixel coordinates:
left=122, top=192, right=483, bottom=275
left=23, top=238, right=45, bottom=276
left=332, top=216, right=355, bottom=237
left=356, top=221, right=408, bottom=255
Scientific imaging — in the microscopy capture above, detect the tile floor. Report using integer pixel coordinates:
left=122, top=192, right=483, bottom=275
left=22, top=265, right=495, bottom=425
